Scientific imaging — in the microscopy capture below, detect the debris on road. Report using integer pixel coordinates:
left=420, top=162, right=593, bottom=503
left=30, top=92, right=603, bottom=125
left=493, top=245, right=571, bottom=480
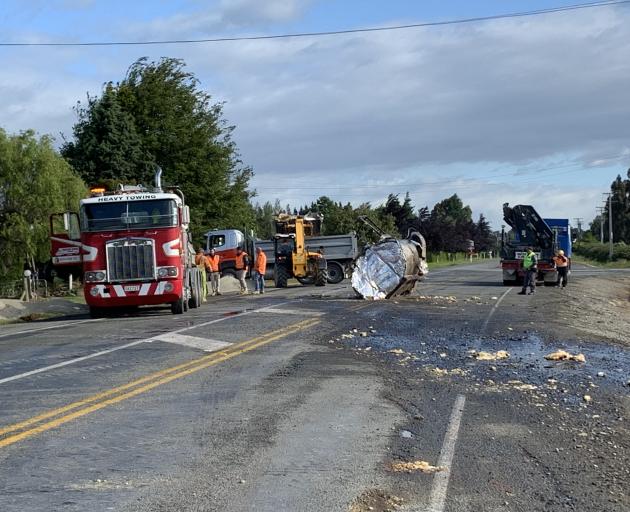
left=583, top=394, right=593, bottom=403
left=388, top=349, right=406, bottom=355
left=349, top=490, right=404, bottom=512
left=390, top=460, right=445, bottom=474
left=352, top=221, right=427, bottom=300
left=471, top=350, right=510, bottom=361
left=544, top=350, right=586, bottom=363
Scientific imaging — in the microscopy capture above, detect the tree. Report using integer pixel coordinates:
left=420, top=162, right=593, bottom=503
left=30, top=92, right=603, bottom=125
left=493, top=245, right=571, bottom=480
left=472, top=214, right=495, bottom=251
left=382, top=193, right=415, bottom=235
left=0, top=129, right=86, bottom=280
left=606, top=172, right=630, bottom=244
left=62, top=57, right=255, bottom=241
left=426, top=194, right=474, bottom=252
left=254, top=201, right=275, bottom=239
left=61, top=83, right=143, bottom=184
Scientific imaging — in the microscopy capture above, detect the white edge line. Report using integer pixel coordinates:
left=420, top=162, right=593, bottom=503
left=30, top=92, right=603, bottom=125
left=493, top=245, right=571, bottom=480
left=426, top=394, right=466, bottom=512
left=481, top=288, right=512, bottom=334
left=0, top=301, right=290, bottom=385
left=0, top=319, right=99, bottom=340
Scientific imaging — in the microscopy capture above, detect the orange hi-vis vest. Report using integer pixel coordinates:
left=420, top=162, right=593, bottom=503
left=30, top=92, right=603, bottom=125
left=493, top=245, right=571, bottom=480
left=235, top=252, right=248, bottom=270
left=254, top=252, right=267, bottom=274
left=206, top=254, right=220, bottom=273
left=554, top=255, right=569, bottom=268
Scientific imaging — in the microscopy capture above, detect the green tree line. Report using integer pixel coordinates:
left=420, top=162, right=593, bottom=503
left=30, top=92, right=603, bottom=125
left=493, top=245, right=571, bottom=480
left=579, top=169, right=630, bottom=262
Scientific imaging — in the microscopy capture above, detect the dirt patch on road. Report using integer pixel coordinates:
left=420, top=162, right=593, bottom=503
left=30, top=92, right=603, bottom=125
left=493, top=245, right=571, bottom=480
left=552, top=276, right=630, bottom=346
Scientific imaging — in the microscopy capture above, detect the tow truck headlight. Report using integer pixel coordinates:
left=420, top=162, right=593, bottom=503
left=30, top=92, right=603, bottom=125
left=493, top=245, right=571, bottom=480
left=164, top=282, right=174, bottom=292
left=85, top=271, right=106, bottom=282
left=157, top=266, right=178, bottom=278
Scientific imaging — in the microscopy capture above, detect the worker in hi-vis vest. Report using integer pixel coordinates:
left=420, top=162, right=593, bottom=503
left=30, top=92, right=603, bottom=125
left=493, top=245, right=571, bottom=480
left=518, top=247, right=538, bottom=295
left=253, top=247, right=267, bottom=294
left=206, top=248, right=221, bottom=296
left=194, top=247, right=208, bottom=302
left=234, top=247, right=250, bottom=295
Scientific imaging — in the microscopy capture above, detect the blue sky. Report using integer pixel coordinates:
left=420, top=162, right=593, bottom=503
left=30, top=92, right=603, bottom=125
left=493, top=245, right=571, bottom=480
left=1, top=0, right=629, bottom=228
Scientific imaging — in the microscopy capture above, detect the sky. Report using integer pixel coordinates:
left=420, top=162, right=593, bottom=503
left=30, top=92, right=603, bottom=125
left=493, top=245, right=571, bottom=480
left=1, top=0, right=629, bottom=229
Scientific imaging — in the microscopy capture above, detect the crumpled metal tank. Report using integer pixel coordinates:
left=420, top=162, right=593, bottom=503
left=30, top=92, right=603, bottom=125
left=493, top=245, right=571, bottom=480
left=352, top=231, right=428, bottom=300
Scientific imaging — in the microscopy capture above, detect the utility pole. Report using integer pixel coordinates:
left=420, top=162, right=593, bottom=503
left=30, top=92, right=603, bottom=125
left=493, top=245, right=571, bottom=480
left=603, top=193, right=613, bottom=259
left=573, top=217, right=583, bottom=242
left=595, top=206, right=605, bottom=244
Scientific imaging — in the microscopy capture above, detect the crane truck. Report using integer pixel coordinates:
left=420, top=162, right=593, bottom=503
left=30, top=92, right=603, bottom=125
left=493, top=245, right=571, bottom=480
left=49, top=169, right=203, bottom=317
left=500, top=203, right=571, bottom=286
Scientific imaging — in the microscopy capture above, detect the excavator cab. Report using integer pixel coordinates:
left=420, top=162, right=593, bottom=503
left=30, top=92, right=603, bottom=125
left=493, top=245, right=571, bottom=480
left=272, top=214, right=327, bottom=287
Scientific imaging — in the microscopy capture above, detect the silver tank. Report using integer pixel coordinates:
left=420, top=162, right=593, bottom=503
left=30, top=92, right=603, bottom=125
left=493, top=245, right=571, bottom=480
left=352, top=231, right=428, bottom=300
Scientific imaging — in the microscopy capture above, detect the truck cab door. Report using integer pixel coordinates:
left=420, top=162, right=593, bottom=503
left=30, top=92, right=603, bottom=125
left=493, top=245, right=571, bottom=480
left=50, top=212, right=82, bottom=265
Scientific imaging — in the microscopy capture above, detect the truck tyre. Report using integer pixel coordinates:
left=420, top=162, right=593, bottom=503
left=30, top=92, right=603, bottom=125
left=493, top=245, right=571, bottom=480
left=189, top=269, right=201, bottom=309
left=274, top=264, right=289, bottom=288
left=326, top=261, right=344, bottom=284
left=315, top=268, right=328, bottom=287
left=171, top=296, right=185, bottom=314
left=296, top=276, right=314, bottom=285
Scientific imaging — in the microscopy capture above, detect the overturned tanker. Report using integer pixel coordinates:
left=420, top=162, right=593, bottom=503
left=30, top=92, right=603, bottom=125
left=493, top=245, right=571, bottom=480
left=352, top=217, right=428, bottom=300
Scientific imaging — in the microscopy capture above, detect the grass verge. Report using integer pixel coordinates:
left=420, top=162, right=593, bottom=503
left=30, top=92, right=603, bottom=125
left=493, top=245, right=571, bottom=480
left=571, top=255, right=630, bottom=269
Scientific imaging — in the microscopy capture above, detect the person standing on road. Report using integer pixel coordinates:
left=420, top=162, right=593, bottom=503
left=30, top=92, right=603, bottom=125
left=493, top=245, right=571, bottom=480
left=553, top=249, right=569, bottom=288
left=518, top=247, right=538, bottom=295
left=194, top=247, right=208, bottom=302
left=234, top=247, right=250, bottom=295
left=253, top=247, right=267, bottom=294
left=206, top=248, right=221, bottom=296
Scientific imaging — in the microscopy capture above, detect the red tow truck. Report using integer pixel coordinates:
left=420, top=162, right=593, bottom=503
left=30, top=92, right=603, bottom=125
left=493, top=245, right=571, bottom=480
left=50, top=169, right=203, bottom=317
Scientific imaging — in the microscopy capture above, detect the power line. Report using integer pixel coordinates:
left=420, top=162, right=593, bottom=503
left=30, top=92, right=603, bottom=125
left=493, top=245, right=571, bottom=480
left=1, top=0, right=629, bottom=47
left=252, top=153, right=629, bottom=191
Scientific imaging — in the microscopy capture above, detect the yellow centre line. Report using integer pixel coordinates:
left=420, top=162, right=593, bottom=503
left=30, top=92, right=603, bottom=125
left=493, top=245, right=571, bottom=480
left=0, top=318, right=319, bottom=449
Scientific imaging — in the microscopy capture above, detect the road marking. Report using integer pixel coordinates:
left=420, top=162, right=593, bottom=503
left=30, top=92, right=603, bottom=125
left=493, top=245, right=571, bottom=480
left=153, top=333, right=232, bottom=352
left=257, top=307, right=323, bottom=316
left=0, top=319, right=99, bottom=340
left=0, top=318, right=319, bottom=448
left=0, top=301, right=290, bottom=385
left=481, top=288, right=512, bottom=334
left=426, top=394, right=466, bottom=512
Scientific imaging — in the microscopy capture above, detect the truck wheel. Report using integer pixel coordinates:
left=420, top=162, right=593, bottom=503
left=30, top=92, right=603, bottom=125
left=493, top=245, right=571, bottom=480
left=274, top=264, right=289, bottom=288
left=315, top=268, right=328, bottom=286
left=189, top=270, right=201, bottom=309
left=171, top=296, right=185, bottom=314
left=326, top=261, right=344, bottom=284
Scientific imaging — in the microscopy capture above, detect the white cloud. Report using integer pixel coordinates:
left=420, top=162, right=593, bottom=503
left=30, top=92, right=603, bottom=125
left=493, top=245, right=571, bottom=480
left=1, top=4, right=629, bottom=228
left=130, top=0, right=312, bottom=40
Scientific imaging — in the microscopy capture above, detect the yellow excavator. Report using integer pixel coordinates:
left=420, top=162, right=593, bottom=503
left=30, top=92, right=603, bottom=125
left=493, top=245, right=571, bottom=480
left=273, top=213, right=328, bottom=287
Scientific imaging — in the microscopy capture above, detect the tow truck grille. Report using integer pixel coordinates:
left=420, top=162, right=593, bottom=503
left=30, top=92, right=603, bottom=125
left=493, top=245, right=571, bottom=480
left=106, top=239, right=155, bottom=281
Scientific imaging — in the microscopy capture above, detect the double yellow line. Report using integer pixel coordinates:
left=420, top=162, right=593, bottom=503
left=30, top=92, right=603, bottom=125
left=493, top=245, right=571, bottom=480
left=0, top=318, right=319, bottom=449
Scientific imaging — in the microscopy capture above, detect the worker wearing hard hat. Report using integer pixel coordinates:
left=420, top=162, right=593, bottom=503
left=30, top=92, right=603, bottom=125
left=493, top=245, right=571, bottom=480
left=553, top=249, right=569, bottom=288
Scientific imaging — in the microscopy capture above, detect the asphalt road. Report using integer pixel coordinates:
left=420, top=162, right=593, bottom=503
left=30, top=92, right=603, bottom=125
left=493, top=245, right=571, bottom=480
left=0, top=261, right=628, bottom=512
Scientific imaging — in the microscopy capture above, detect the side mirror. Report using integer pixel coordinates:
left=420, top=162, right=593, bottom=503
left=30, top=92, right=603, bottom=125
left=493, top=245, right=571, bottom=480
left=63, top=212, right=71, bottom=231
left=182, top=205, right=190, bottom=225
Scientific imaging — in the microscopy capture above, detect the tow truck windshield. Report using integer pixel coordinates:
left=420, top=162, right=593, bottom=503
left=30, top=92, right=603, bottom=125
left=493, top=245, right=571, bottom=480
left=80, top=199, right=178, bottom=232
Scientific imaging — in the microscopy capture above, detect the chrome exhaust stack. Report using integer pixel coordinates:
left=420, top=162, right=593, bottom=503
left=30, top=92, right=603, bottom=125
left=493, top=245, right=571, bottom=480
left=154, top=166, right=163, bottom=193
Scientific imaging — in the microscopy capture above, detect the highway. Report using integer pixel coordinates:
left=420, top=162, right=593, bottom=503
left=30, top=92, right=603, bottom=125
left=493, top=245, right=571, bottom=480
left=0, top=261, right=628, bottom=512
